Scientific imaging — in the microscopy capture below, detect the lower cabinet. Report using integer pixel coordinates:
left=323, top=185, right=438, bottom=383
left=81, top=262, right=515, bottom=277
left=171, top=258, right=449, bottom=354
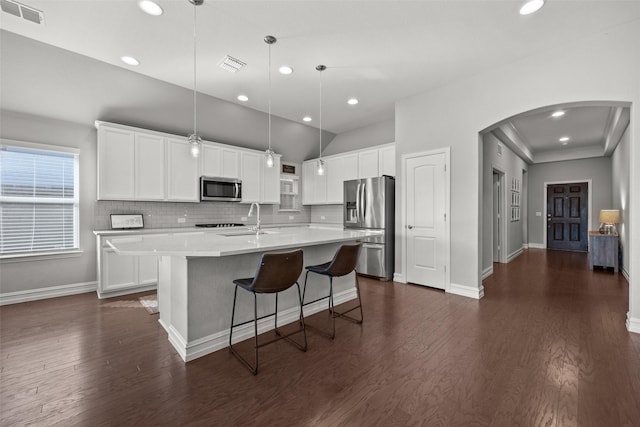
left=97, top=235, right=162, bottom=298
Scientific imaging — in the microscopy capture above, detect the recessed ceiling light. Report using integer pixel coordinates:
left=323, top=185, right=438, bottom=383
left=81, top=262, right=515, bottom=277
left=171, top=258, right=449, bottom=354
left=559, top=137, right=570, bottom=142
left=551, top=111, right=565, bottom=118
left=121, top=56, right=140, bottom=66
left=138, top=1, right=163, bottom=16
left=347, top=98, right=359, bottom=105
left=519, top=0, right=545, bottom=15
left=303, top=116, right=312, bottom=122
left=237, top=95, right=249, bottom=102
left=278, top=66, right=293, bottom=75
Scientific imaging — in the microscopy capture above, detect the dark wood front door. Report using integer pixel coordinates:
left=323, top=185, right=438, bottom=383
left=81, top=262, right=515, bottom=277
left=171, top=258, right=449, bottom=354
left=547, top=183, right=588, bottom=251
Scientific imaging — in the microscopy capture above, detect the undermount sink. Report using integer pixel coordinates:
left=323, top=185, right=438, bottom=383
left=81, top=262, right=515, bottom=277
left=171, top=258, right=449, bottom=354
left=218, top=229, right=277, bottom=237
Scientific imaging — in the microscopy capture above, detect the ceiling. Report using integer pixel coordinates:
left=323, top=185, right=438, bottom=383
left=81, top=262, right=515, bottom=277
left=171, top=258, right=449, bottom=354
left=491, top=102, right=631, bottom=164
left=1, top=0, right=639, bottom=136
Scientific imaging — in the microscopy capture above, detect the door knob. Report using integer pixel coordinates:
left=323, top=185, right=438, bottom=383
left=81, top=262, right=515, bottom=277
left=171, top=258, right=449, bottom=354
left=407, top=225, right=414, bottom=229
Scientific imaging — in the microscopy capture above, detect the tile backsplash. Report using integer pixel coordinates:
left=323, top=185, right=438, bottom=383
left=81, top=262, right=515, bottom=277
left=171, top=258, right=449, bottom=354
left=93, top=201, right=310, bottom=230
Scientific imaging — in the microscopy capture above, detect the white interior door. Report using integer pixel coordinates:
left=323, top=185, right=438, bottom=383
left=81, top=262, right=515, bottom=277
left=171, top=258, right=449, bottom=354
left=406, top=152, right=447, bottom=289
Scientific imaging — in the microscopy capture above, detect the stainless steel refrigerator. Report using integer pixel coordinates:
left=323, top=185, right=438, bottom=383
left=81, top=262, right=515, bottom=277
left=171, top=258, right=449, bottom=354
left=343, top=176, right=395, bottom=280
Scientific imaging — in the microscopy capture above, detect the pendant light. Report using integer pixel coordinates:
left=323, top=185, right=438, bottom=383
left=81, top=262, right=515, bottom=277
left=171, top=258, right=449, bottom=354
left=187, top=0, right=203, bottom=158
left=264, top=35, right=277, bottom=168
left=316, top=65, right=326, bottom=176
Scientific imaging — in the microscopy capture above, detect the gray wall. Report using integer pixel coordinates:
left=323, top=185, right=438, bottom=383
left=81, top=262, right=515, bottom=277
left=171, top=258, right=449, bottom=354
left=527, top=157, right=612, bottom=247
left=394, top=19, right=639, bottom=307
left=482, top=133, right=528, bottom=273
left=612, top=125, right=631, bottom=276
left=0, top=112, right=98, bottom=293
left=323, top=119, right=394, bottom=156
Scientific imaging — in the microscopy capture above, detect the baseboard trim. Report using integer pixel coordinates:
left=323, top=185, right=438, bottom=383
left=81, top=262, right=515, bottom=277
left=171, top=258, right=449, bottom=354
left=481, top=266, right=493, bottom=280
left=626, top=313, right=640, bottom=334
left=522, top=243, right=529, bottom=250
left=528, top=243, right=545, bottom=249
left=507, top=248, right=524, bottom=263
left=622, top=268, right=630, bottom=282
left=165, top=288, right=358, bottom=362
left=393, top=273, right=406, bottom=283
left=97, top=284, right=157, bottom=300
left=448, top=283, right=484, bottom=300
left=0, top=281, right=97, bottom=306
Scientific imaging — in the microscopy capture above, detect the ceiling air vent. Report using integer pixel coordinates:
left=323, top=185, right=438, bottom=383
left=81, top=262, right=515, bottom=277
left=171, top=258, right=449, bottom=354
left=219, top=55, right=246, bottom=73
left=1, top=0, right=44, bottom=24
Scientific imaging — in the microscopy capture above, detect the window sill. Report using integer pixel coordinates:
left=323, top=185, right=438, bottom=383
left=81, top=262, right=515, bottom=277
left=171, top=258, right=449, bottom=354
left=0, top=250, right=84, bottom=263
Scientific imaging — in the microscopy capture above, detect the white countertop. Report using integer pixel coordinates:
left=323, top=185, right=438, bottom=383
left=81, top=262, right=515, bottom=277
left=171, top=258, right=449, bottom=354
left=106, top=226, right=381, bottom=257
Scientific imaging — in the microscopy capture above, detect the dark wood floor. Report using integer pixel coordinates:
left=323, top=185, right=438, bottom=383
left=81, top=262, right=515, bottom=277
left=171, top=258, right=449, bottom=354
left=2, top=249, right=639, bottom=426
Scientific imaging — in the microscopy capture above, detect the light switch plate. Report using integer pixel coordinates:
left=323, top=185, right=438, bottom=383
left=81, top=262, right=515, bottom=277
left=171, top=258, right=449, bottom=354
left=536, top=212, right=542, bottom=217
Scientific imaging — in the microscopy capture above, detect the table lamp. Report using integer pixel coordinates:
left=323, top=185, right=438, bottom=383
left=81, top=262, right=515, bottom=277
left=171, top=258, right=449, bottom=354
left=599, top=209, right=620, bottom=235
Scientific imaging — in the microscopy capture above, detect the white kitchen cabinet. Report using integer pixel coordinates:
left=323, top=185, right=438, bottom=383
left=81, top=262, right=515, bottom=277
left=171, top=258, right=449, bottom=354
left=302, top=160, right=327, bottom=205
left=358, top=149, right=379, bottom=178
left=301, top=143, right=395, bottom=205
left=97, top=126, right=135, bottom=200
left=138, top=254, right=160, bottom=285
left=102, top=248, right=137, bottom=292
left=201, top=144, right=240, bottom=179
left=378, top=144, right=396, bottom=177
left=166, top=137, right=200, bottom=201
left=262, top=155, right=281, bottom=204
left=241, top=151, right=281, bottom=204
left=326, top=154, right=358, bottom=204
left=240, top=151, right=261, bottom=203
left=134, top=133, right=165, bottom=200
left=201, top=144, right=222, bottom=177
left=96, top=235, right=162, bottom=298
left=221, top=148, right=240, bottom=178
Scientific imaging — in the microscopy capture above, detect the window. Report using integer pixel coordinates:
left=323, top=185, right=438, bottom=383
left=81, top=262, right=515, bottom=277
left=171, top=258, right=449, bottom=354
left=0, top=141, right=79, bottom=257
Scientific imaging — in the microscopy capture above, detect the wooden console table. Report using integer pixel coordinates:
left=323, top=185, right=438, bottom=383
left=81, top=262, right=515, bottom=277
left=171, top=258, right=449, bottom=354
left=588, top=231, right=619, bottom=272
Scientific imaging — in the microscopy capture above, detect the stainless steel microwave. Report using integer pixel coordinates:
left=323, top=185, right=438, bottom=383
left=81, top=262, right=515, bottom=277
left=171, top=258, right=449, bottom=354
left=200, top=176, right=242, bottom=201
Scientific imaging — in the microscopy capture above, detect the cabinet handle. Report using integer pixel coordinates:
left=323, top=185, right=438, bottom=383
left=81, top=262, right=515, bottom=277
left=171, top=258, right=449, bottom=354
left=407, top=225, right=414, bottom=229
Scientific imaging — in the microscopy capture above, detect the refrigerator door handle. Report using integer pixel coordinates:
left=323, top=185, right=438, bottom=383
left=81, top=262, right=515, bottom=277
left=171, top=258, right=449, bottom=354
left=356, top=182, right=362, bottom=223
left=360, top=182, right=366, bottom=223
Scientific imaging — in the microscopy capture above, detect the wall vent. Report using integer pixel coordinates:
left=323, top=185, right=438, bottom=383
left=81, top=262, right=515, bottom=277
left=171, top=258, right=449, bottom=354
left=218, top=55, right=246, bottom=73
left=1, top=0, right=44, bottom=24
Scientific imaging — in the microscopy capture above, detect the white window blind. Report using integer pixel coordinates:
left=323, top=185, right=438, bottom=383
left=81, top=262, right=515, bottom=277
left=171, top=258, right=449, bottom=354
left=0, top=143, right=79, bottom=256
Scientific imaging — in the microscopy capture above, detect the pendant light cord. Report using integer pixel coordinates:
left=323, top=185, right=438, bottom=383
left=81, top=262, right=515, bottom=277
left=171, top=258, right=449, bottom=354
left=192, top=2, right=197, bottom=135
left=268, top=42, right=272, bottom=151
left=319, top=68, right=322, bottom=159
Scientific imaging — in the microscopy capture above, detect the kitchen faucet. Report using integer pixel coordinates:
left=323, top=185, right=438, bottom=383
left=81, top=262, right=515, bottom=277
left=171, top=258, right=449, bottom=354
left=248, top=202, right=261, bottom=234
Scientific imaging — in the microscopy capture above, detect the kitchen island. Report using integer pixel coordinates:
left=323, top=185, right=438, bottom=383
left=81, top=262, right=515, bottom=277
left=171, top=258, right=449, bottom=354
left=107, top=226, right=381, bottom=361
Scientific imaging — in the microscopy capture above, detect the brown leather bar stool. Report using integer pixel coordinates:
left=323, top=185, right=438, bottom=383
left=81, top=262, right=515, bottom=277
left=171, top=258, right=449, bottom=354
left=302, top=243, right=363, bottom=339
left=228, top=249, right=306, bottom=375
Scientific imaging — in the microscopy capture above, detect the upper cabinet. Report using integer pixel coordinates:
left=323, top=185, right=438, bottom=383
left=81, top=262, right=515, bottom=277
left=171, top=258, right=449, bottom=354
left=302, top=143, right=395, bottom=205
left=166, top=137, right=200, bottom=202
left=201, top=144, right=240, bottom=179
left=96, top=121, right=277, bottom=204
left=302, top=160, right=327, bottom=205
left=97, top=126, right=135, bottom=200
left=134, top=133, right=165, bottom=200
left=378, top=144, right=396, bottom=177
left=358, top=149, right=379, bottom=178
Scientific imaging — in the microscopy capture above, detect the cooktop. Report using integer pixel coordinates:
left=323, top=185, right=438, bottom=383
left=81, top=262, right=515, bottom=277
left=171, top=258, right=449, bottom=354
left=195, top=223, right=245, bottom=228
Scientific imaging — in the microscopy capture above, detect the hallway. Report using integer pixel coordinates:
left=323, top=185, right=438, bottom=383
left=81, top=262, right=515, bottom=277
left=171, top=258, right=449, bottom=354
left=1, top=249, right=639, bottom=425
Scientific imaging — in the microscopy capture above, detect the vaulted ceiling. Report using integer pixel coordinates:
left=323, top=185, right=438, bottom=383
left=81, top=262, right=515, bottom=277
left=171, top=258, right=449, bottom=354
left=2, top=0, right=638, bottom=136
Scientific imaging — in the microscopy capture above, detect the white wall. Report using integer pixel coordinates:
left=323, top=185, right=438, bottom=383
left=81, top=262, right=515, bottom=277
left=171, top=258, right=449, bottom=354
left=527, top=157, right=612, bottom=246
left=612, top=125, right=631, bottom=277
left=323, top=119, right=394, bottom=157
left=482, top=133, right=528, bottom=272
left=395, top=19, right=639, bottom=327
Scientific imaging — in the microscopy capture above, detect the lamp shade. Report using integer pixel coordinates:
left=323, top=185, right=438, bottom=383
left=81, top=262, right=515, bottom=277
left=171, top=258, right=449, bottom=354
left=599, top=209, right=621, bottom=224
